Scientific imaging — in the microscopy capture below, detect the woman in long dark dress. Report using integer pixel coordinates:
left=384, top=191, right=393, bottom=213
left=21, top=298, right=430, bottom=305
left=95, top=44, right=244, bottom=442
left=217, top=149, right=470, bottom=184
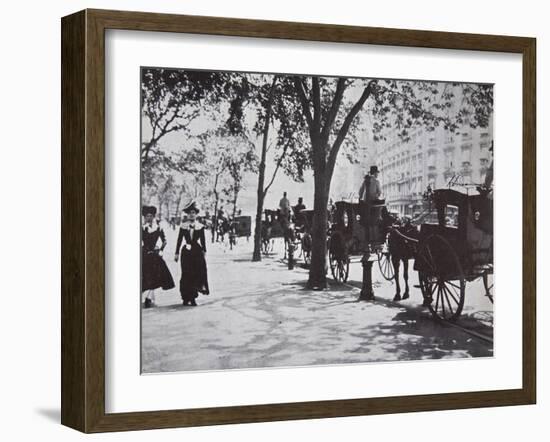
left=142, top=205, right=175, bottom=308
left=174, top=202, right=210, bottom=306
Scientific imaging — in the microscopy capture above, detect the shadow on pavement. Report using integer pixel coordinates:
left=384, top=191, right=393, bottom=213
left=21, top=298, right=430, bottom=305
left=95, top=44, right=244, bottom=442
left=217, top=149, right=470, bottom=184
left=374, top=308, right=493, bottom=359
left=143, top=303, right=204, bottom=313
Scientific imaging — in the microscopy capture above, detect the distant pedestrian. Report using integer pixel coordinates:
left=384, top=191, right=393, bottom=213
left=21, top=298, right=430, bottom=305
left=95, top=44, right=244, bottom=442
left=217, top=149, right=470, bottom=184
left=175, top=202, right=210, bottom=306
left=141, top=205, right=175, bottom=308
left=216, top=207, right=227, bottom=242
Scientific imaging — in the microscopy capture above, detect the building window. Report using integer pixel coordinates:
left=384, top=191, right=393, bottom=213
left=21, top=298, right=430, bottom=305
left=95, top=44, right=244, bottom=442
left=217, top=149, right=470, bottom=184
left=427, top=153, right=437, bottom=168
left=444, top=151, right=454, bottom=170
left=461, top=144, right=472, bottom=164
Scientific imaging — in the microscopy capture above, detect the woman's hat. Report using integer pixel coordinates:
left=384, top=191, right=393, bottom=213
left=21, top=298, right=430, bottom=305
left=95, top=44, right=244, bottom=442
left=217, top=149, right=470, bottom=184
left=142, top=205, right=157, bottom=216
left=183, top=201, right=200, bottom=214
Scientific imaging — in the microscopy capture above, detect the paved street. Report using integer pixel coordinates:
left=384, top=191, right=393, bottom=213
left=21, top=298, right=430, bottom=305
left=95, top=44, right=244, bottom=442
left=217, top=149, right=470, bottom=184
left=142, top=226, right=494, bottom=373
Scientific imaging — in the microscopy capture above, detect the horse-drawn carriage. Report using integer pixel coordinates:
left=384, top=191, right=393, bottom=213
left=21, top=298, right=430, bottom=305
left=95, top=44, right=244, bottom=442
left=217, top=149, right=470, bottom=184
left=412, top=188, right=493, bottom=321
left=291, top=208, right=314, bottom=265
left=260, top=209, right=286, bottom=255
left=327, top=188, right=493, bottom=321
left=227, top=215, right=252, bottom=248
left=328, top=200, right=393, bottom=283
left=261, top=207, right=315, bottom=265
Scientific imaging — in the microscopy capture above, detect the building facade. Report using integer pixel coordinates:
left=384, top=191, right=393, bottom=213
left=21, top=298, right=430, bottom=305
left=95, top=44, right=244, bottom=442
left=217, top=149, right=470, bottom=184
left=376, top=125, right=493, bottom=216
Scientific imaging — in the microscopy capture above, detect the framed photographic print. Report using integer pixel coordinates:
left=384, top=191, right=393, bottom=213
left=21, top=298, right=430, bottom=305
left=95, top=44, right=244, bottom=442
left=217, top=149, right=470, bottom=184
left=61, top=9, right=536, bottom=433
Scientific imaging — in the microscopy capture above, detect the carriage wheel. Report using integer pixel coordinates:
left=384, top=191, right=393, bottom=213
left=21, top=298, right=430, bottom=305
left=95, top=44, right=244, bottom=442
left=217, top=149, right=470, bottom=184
left=293, top=238, right=302, bottom=260
left=417, top=234, right=465, bottom=322
left=329, top=251, right=349, bottom=283
left=377, top=249, right=394, bottom=281
left=483, top=271, right=494, bottom=304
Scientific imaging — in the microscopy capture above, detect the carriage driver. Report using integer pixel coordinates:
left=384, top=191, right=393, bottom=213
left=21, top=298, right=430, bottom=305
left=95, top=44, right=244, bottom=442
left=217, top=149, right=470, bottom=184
left=293, top=197, right=307, bottom=230
left=279, top=191, right=291, bottom=225
left=359, top=165, right=382, bottom=203
left=358, top=165, right=383, bottom=241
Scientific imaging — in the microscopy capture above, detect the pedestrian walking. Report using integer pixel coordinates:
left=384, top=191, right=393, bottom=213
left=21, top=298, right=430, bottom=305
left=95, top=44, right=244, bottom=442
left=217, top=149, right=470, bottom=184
left=174, top=201, right=210, bottom=306
left=141, top=205, right=175, bottom=308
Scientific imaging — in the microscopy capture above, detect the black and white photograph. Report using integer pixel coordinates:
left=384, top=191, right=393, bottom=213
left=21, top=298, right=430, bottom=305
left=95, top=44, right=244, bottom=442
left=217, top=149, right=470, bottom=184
left=140, top=67, right=494, bottom=374
left=1, top=0, right=545, bottom=438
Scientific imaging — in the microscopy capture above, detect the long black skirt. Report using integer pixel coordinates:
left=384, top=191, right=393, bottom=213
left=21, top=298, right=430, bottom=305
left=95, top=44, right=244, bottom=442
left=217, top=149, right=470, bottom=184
left=179, top=246, right=210, bottom=302
left=142, top=250, right=175, bottom=291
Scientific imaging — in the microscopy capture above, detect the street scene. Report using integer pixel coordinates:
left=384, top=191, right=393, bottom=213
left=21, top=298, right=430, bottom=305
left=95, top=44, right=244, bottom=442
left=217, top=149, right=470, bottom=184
left=140, top=68, right=494, bottom=373
left=142, top=229, right=493, bottom=373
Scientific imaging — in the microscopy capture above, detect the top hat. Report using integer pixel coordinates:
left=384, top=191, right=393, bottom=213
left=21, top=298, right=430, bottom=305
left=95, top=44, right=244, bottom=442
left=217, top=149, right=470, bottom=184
left=369, top=165, right=379, bottom=174
left=142, top=205, right=157, bottom=216
left=183, top=201, right=200, bottom=214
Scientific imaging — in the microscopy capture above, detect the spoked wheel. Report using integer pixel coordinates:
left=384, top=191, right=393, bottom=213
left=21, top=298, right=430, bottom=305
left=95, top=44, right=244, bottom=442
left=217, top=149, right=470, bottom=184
left=377, top=247, right=394, bottom=281
left=295, top=238, right=303, bottom=259
left=483, top=271, right=494, bottom=304
left=329, top=251, right=349, bottom=283
left=417, top=234, right=465, bottom=322
left=294, top=239, right=302, bottom=260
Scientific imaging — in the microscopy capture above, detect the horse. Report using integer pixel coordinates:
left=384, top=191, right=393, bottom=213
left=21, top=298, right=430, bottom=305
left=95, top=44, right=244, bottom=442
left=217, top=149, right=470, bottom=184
left=381, top=211, right=419, bottom=302
left=279, top=212, right=295, bottom=263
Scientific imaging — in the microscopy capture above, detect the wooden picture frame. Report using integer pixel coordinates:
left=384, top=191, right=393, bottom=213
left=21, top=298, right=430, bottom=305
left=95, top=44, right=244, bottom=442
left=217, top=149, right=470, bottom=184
left=61, top=8, right=536, bottom=433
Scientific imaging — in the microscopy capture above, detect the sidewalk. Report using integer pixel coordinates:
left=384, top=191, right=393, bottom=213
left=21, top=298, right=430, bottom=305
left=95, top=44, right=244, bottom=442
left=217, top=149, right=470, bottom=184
left=141, top=233, right=493, bottom=373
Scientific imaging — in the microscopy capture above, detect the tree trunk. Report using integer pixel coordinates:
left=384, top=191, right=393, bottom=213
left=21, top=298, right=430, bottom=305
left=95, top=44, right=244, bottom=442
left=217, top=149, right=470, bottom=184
left=212, top=193, right=219, bottom=243
left=175, top=189, right=184, bottom=217
left=158, top=203, right=163, bottom=220
left=252, top=77, right=277, bottom=261
left=232, top=185, right=239, bottom=219
left=252, top=182, right=265, bottom=261
left=307, top=160, right=330, bottom=289
left=211, top=172, right=221, bottom=243
left=300, top=82, right=372, bottom=289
